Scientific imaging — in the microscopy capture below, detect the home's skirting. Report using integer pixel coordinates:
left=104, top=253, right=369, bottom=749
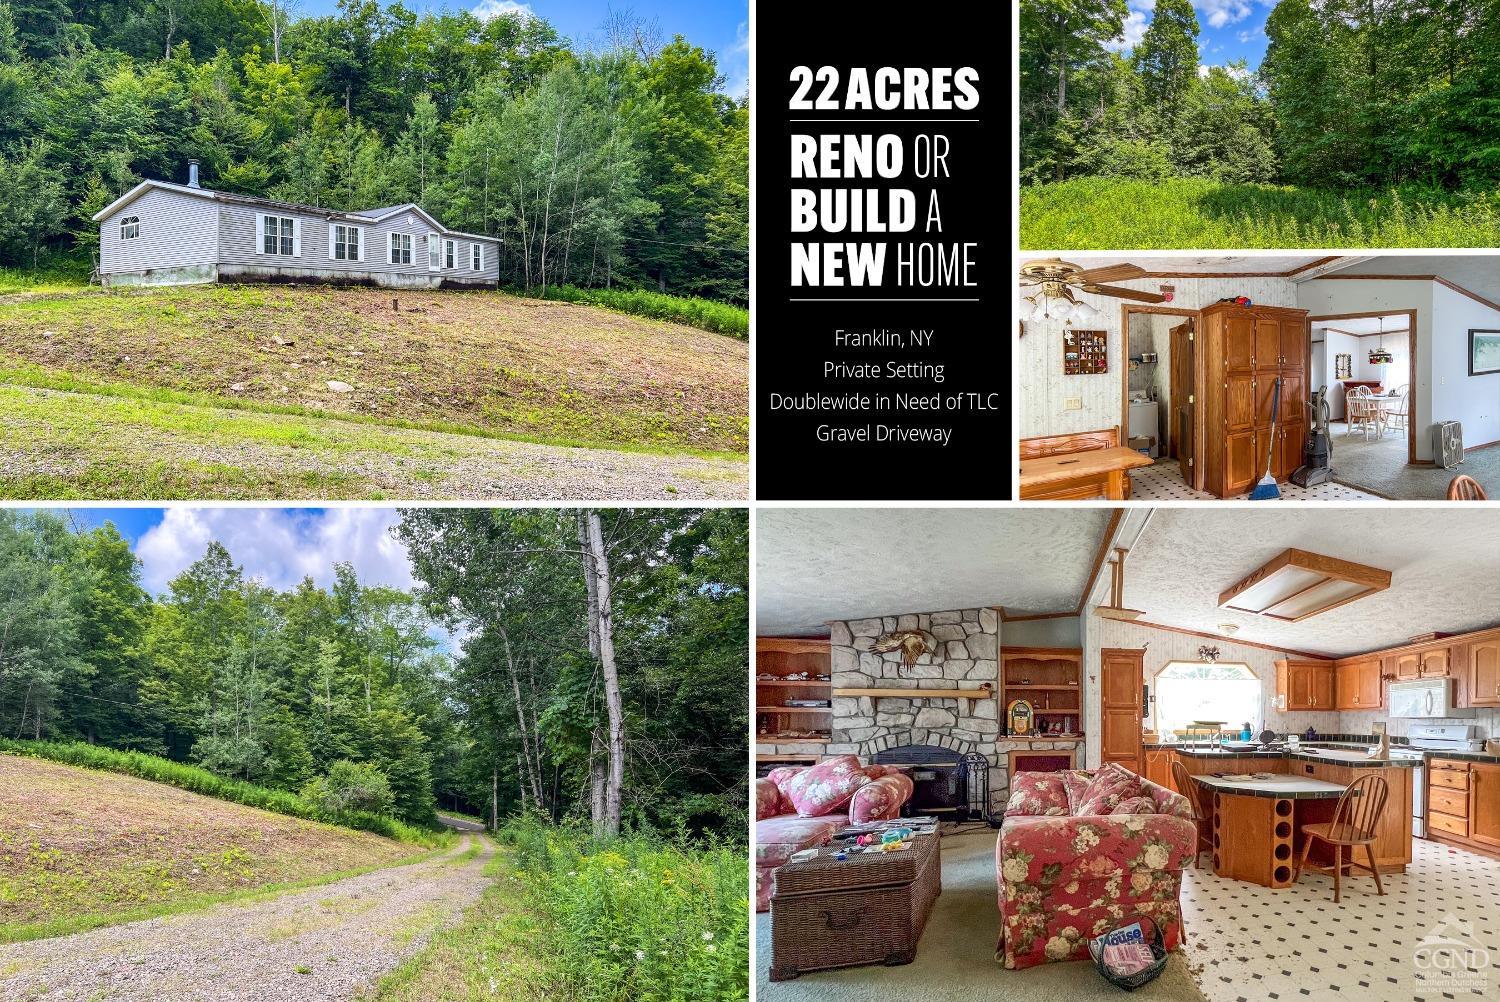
left=101, top=263, right=496, bottom=291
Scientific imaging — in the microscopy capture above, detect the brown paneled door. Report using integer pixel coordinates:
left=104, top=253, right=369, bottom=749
left=1169, top=321, right=1193, bottom=462
left=1101, top=648, right=1145, bottom=776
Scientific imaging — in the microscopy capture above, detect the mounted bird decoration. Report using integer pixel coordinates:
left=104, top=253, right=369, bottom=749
left=871, top=630, right=937, bottom=668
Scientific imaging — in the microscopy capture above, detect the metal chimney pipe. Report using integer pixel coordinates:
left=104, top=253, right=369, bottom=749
left=188, top=160, right=200, bottom=188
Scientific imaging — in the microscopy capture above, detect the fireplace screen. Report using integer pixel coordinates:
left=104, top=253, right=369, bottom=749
left=874, top=744, right=988, bottom=821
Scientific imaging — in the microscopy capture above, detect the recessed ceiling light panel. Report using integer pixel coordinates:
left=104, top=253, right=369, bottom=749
left=1218, top=548, right=1391, bottom=623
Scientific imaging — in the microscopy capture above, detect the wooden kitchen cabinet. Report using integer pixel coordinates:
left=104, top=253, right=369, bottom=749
left=1334, top=659, right=1382, bottom=710
left=1391, top=651, right=1423, bottom=680
left=1421, top=648, right=1452, bottom=677
left=1276, top=659, right=1334, bottom=710
left=1469, top=762, right=1500, bottom=848
left=1144, top=748, right=1173, bottom=790
left=1470, top=635, right=1500, bottom=707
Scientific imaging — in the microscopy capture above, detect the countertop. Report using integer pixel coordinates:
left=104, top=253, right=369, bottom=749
left=1144, top=741, right=1424, bottom=768
left=1190, top=774, right=1350, bottom=800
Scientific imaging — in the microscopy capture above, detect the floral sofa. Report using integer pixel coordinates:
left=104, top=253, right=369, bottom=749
left=754, top=755, right=915, bottom=911
left=995, top=763, right=1197, bottom=969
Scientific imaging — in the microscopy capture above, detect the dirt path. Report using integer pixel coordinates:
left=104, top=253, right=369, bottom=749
left=0, top=835, right=493, bottom=1002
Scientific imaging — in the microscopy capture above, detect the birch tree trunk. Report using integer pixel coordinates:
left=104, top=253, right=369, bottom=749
left=578, top=514, right=608, bottom=836
left=499, top=628, right=543, bottom=807
left=585, top=511, right=624, bottom=838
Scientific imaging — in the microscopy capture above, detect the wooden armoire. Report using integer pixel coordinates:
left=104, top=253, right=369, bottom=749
left=1196, top=303, right=1310, bottom=498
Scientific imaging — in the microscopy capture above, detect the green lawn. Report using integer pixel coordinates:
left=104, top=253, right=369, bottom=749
left=1021, top=177, right=1500, bottom=249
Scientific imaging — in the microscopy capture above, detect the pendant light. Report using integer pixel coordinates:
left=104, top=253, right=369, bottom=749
left=1368, top=316, right=1394, bottom=366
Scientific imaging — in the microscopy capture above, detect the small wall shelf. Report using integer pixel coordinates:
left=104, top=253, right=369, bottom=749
left=833, top=686, right=995, bottom=709
left=756, top=637, right=832, bottom=753
left=1002, top=646, right=1083, bottom=736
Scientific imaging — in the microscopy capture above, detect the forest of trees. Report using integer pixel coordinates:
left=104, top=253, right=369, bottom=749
left=1020, top=0, right=1500, bottom=191
left=0, top=508, right=748, bottom=837
left=0, top=0, right=748, bottom=302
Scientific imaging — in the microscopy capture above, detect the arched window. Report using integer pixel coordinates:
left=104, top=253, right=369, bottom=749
left=120, top=216, right=140, bottom=240
left=1153, top=660, right=1261, bottom=739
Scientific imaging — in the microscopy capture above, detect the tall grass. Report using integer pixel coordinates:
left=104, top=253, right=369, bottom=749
left=1020, top=177, right=1500, bottom=249
left=0, top=258, right=92, bottom=295
left=500, top=817, right=748, bottom=1001
left=0, top=739, right=444, bottom=846
left=522, top=285, right=749, bottom=339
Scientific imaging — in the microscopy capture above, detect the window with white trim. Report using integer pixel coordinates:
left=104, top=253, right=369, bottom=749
left=262, top=215, right=296, bottom=255
left=471, top=242, right=482, bottom=270
left=427, top=232, right=441, bottom=270
left=120, top=216, right=140, bottom=240
left=389, top=232, right=412, bottom=265
left=444, top=238, right=456, bottom=269
left=331, top=224, right=362, bottom=261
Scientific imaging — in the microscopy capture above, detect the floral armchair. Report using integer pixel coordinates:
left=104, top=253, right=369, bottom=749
left=995, top=764, right=1197, bottom=969
left=754, top=755, right=914, bottom=911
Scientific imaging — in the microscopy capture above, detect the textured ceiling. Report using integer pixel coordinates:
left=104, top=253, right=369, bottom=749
left=1315, top=315, right=1410, bottom=335
left=1121, top=509, right=1500, bottom=657
left=1330, top=256, right=1500, bottom=304
left=1024, top=255, right=1341, bottom=276
left=755, top=509, right=1111, bottom=636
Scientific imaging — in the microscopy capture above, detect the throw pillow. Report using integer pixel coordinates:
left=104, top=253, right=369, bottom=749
left=784, top=755, right=872, bottom=817
left=1074, top=762, right=1142, bottom=816
left=1111, top=795, right=1157, bottom=815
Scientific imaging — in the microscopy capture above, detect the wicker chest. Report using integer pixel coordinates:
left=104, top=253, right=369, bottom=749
left=768, top=833, right=942, bottom=981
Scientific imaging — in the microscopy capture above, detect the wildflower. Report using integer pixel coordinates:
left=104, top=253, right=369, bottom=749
left=706, top=943, right=717, bottom=953
left=702, top=931, right=714, bottom=941
left=635, top=950, right=645, bottom=961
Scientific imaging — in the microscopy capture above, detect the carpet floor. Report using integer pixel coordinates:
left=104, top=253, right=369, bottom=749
left=1326, top=423, right=1499, bottom=499
left=755, top=828, right=1208, bottom=1002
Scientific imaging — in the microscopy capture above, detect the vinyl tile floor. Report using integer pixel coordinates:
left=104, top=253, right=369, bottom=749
left=1180, top=836, right=1500, bottom=1002
left=1130, top=459, right=1382, bottom=502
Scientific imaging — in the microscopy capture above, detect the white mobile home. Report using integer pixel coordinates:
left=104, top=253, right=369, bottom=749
left=94, top=162, right=501, bottom=290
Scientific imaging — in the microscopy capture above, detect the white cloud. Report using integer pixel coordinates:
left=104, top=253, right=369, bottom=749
left=1197, top=0, right=1254, bottom=29
left=722, top=20, right=749, bottom=100
left=136, top=508, right=414, bottom=596
left=1106, top=0, right=1154, bottom=51
left=472, top=0, right=534, bottom=21
left=1198, top=63, right=1250, bottom=80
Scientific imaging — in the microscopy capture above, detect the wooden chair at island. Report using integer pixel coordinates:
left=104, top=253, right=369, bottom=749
left=1292, top=773, right=1389, bottom=903
left=1170, top=759, right=1213, bottom=869
left=1448, top=475, right=1489, bottom=501
left=1344, top=386, right=1377, bottom=440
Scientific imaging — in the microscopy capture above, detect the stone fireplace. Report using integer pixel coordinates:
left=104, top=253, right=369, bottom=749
left=825, top=607, right=1009, bottom=816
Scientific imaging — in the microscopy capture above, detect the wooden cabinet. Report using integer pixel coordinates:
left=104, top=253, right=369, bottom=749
left=1390, top=651, right=1422, bottom=680
left=1426, top=758, right=1500, bottom=857
left=1276, top=658, right=1334, bottom=710
left=1198, top=303, right=1309, bottom=498
left=1421, top=648, right=1452, bottom=678
left=1470, top=635, right=1500, bottom=707
left=1469, top=762, right=1500, bottom=848
left=1335, top=659, right=1383, bottom=710
left=1144, top=748, right=1174, bottom=790
left=1101, top=649, right=1144, bottom=775
left=755, top=638, right=831, bottom=762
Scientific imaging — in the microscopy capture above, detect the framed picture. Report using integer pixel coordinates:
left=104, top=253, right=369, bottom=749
left=1470, top=329, right=1500, bottom=376
left=1335, top=353, right=1352, bottom=379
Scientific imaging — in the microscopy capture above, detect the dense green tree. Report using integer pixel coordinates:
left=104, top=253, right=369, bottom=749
left=1133, top=0, right=1199, bottom=126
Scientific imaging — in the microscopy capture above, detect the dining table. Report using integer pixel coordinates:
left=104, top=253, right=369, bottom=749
left=1348, top=391, right=1405, bottom=439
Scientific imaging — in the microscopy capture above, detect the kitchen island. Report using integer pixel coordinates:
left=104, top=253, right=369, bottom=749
left=1167, top=748, right=1415, bottom=886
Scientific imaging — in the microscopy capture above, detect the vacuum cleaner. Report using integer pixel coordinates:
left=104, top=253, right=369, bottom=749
left=1290, top=385, right=1334, bottom=488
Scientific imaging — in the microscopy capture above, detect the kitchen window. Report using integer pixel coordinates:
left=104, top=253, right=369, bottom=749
left=389, top=232, right=412, bottom=265
left=1153, top=661, right=1261, bottom=739
left=120, top=216, right=139, bottom=240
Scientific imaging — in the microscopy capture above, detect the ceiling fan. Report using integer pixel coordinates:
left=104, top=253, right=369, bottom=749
left=1019, top=259, right=1167, bottom=326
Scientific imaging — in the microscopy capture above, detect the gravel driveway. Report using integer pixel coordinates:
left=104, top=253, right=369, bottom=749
left=0, top=835, right=492, bottom=1002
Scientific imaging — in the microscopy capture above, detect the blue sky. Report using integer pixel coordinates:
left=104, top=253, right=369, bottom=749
left=298, top=0, right=750, bottom=94
left=58, top=508, right=415, bottom=596
left=1111, top=0, right=1274, bottom=71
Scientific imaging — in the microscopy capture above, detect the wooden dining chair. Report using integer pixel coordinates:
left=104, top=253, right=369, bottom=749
left=1382, top=387, right=1409, bottom=437
left=1447, top=475, right=1489, bottom=501
left=1344, top=386, right=1375, bottom=439
left=1171, top=760, right=1213, bottom=868
left=1292, top=774, right=1389, bottom=903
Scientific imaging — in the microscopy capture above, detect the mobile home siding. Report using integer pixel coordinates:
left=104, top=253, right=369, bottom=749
left=99, top=188, right=219, bottom=277
left=216, top=203, right=500, bottom=285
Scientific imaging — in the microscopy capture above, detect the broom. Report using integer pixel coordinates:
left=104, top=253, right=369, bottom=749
left=1249, top=375, right=1283, bottom=500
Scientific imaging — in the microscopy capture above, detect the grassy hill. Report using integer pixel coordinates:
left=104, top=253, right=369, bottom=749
left=0, top=753, right=426, bottom=942
left=0, top=284, right=747, bottom=499
left=1020, top=177, right=1500, bottom=249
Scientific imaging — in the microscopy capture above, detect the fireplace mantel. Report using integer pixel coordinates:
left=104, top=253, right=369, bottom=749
left=833, top=685, right=994, bottom=709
